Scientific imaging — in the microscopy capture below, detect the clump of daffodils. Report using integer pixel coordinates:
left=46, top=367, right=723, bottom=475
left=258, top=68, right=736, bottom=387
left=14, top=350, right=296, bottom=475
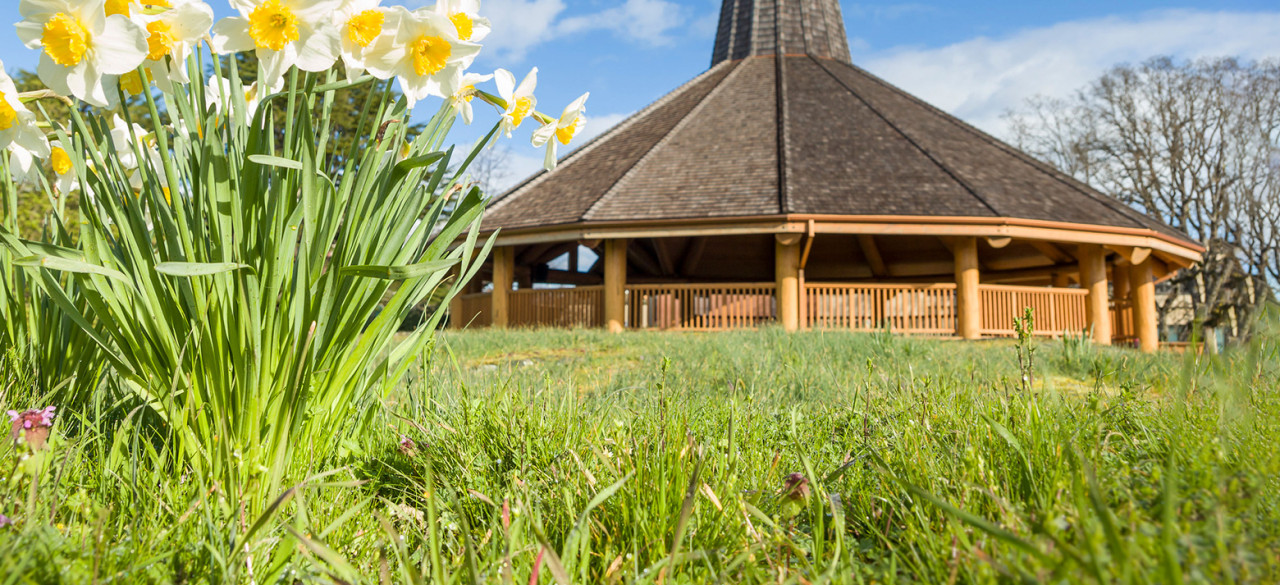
left=11, top=0, right=589, bottom=172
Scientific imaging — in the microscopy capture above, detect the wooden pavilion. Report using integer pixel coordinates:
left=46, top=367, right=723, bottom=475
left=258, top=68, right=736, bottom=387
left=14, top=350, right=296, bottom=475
left=451, top=0, right=1204, bottom=352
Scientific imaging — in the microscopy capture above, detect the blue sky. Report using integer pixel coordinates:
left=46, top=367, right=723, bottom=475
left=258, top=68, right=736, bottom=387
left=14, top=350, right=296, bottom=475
left=5, top=1, right=1280, bottom=186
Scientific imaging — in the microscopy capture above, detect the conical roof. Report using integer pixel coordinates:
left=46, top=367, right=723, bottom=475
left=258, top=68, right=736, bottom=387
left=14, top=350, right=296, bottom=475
left=484, top=0, right=1197, bottom=249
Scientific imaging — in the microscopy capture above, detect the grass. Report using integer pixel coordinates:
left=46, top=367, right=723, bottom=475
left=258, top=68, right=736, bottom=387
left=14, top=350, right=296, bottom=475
left=1, top=326, right=1278, bottom=583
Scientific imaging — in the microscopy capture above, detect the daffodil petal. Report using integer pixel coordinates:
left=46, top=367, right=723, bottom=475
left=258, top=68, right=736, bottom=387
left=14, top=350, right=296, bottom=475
left=295, top=24, right=339, bottom=72
left=211, top=17, right=255, bottom=54
left=95, top=15, right=149, bottom=75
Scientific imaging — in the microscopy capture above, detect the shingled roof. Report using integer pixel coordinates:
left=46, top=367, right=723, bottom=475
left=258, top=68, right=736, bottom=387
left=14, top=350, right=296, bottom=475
left=484, top=0, right=1196, bottom=247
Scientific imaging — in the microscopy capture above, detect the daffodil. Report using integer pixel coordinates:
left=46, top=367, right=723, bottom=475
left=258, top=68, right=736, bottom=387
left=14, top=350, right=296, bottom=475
left=49, top=138, right=81, bottom=194
left=334, top=0, right=392, bottom=80
left=104, top=0, right=175, bottom=18
left=211, top=0, right=343, bottom=93
left=493, top=67, right=536, bottom=138
left=206, top=75, right=262, bottom=118
left=136, top=0, right=214, bottom=84
left=0, top=63, right=51, bottom=181
left=531, top=92, right=588, bottom=171
left=16, top=0, right=149, bottom=108
left=433, top=0, right=489, bottom=43
left=109, top=114, right=163, bottom=190
left=450, top=71, right=492, bottom=125
left=363, top=7, right=481, bottom=108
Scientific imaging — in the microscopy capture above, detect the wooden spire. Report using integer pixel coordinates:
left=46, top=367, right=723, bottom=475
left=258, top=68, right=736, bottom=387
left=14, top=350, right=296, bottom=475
left=711, top=0, right=852, bottom=66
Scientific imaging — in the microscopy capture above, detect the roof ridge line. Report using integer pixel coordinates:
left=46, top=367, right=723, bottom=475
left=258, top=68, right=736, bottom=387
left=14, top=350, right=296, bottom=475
left=581, top=60, right=750, bottom=221
left=811, top=57, right=1001, bottom=217
left=839, top=61, right=1163, bottom=233
left=487, top=61, right=738, bottom=216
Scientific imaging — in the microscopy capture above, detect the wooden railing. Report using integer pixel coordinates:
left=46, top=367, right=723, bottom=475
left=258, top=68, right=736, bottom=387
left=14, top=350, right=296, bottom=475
left=979, top=284, right=1089, bottom=337
left=625, top=283, right=776, bottom=330
left=510, top=286, right=604, bottom=328
left=455, top=292, right=492, bottom=328
left=805, top=283, right=956, bottom=334
left=1111, top=300, right=1136, bottom=344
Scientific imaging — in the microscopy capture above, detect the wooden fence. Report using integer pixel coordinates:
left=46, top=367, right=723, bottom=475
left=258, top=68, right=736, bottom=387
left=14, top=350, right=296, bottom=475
left=456, top=292, right=492, bottom=328
left=453, top=282, right=1105, bottom=339
left=625, top=283, right=776, bottom=330
left=510, top=286, right=605, bottom=328
left=805, top=283, right=956, bottom=334
left=1111, top=300, right=1136, bottom=345
left=979, top=284, right=1089, bottom=337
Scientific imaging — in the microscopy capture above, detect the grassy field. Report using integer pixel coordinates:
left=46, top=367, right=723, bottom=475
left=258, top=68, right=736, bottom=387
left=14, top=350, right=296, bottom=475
left=2, top=326, right=1278, bottom=583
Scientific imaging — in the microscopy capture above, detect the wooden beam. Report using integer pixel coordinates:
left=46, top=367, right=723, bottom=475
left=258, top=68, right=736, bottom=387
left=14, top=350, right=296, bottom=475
left=604, top=239, right=627, bottom=333
left=857, top=235, right=887, bottom=278
left=799, top=221, right=816, bottom=269
left=626, top=243, right=663, bottom=277
left=954, top=236, right=981, bottom=340
left=515, top=243, right=557, bottom=266
left=568, top=246, right=580, bottom=273
left=1106, top=245, right=1152, bottom=266
left=652, top=238, right=676, bottom=276
left=1130, top=259, right=1158, bottom=353
left=491, top=246, right=513, bottom=328
left=985, top=236, right=1013, bottom=249
left=776, top=237, right=801, bottom=332
left=542, top=269, right=603, bottom=286
left=776, top=233, right=803, bottom=246
left=680, top=238, right=707, bottom=277
left=1029, top=240, right=1075, bottom=264
left=1078, top=244, right=1111, bottom=345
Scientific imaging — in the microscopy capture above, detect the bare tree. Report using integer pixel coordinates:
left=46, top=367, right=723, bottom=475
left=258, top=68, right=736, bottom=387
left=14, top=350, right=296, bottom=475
left=1006, top=57, right=1280, bottom=347
left=467, top=144, right=515, bottom=197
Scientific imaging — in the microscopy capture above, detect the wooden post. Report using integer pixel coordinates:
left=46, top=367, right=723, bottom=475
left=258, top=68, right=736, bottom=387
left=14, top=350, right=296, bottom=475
left=775, top=234, right=802, bottom=332
left=449, top=266, right=464, bottom=330
left=604, top=239, right=627, bottom=333
left=954, top=236, right=981, bottom=340
left=491, top=246, right=513, bottom=328
left=1130, top=259, right=1159, bottom=353
left=1077, top=244, right=1111, bottom=345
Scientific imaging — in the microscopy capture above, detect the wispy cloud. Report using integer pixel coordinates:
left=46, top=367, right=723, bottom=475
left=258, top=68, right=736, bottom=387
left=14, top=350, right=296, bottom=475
left=494, top=111, right=634, bottom=191
left=481, top=0, right=689, bottom=61
left=860, top=9, right=1280, bottom=137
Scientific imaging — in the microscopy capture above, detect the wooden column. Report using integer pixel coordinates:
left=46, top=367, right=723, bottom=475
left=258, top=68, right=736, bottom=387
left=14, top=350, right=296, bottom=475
left=449, top=266, right=464, bottom=330
left=603, top=239, right=627, bottom=333
left=775, top=234, right=802, bottom=332
left=1129, top=259, right=1159, bottom=353
left=1077, top=244, right=1111, bottom=345
left=954, top=236, right=981, bottom=340
left=491, top=246, right=513, bottom=328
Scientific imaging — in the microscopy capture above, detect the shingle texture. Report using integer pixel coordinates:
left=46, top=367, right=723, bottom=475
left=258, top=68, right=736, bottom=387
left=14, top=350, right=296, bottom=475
left=484, top=0, right=1194, bottom=247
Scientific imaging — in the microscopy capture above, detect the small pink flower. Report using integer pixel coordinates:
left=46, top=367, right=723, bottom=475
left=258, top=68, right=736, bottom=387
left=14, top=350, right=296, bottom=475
left=0, top=514, right=11, bottom=528
left=9, top=406, right=56, bottom=450
left=782, top=472, right=810, bottom=502
left=398, top=435, right=417, bottom=457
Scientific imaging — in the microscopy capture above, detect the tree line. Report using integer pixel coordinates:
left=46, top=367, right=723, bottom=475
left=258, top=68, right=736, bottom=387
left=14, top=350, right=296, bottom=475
left=1006, top=57, right=1280, bottom=349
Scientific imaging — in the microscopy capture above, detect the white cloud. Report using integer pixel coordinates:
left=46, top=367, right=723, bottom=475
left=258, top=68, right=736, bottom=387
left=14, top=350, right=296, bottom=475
left=481, top=0, right=569, bottom=61
left=859, top=9, right=1280, bottom=137
left=479, top=0, right=687, bottom=61
left=560, top=0, right=686, bottom=45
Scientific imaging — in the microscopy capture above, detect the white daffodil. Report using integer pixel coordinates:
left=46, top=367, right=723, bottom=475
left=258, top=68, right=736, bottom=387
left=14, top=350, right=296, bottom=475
left=433, top=0, right=489, bottom=43
left=103, top=0, right=175, bottom=18
left=49, top=138, right=80, bottom=194
left=211, top=0, right=344, bottom=94
left=0, top=64, right=52, bottom=181
left=206, top=75, right=262, bottom=118
left=109, top=114, right=163, bottom=190
left=363, top=7, right=481, bottom=108
left=334, top=0, right=393, bottom=80
left=532, top=92, right=588, bottom=171
left=450, top=71, right=491, bottom=125
left=136, top=0, right=215, bottom=84
left=16, top=0, right=149, bottom=108
left=493, top=67, right=535, bottom=138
